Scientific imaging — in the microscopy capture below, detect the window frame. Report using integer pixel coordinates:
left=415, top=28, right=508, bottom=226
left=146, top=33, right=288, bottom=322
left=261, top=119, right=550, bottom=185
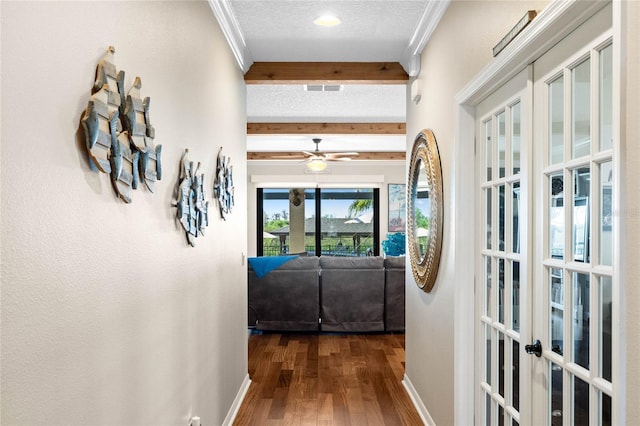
left=257, top=187, right=380, bottom=257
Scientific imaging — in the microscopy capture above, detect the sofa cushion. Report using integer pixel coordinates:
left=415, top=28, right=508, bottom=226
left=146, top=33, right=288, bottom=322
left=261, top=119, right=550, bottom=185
left=248, top=256, right=320, bottom=331
left=384, top=256, right=406, bottom=270
left=319, top=256, right=384, bottom=270
left=384, top=256, right=406, bottom=332
left=320, top=256, right=385, bottom=332
left=257, top=255, right=320, bottom=270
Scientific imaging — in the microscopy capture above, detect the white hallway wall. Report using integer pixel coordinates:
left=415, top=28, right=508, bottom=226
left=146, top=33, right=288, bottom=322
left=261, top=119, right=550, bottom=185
left=247, top=161, right=406, bottom=257
left=404, top=1, right=549, bottom=425
left=1, top=2, right=248, bottom=424
left=406, top=1, right=640, bottom=424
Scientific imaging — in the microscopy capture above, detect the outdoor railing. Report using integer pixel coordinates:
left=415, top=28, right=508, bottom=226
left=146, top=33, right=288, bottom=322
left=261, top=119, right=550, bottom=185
left=262, top=244, right=373, bottom=257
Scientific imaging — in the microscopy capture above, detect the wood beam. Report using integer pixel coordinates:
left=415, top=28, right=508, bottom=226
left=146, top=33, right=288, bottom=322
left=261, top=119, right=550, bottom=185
left=247, top=122, right=406, bottom=135
left=247, top=151, right=406, bottom=161
left=244, top=62, right=409, bottom=84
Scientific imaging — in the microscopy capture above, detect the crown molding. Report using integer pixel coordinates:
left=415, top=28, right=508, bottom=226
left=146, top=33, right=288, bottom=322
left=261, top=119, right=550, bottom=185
left=400, top=0, right=450, bottom=77
left=208, top=0, right=254, bottom=73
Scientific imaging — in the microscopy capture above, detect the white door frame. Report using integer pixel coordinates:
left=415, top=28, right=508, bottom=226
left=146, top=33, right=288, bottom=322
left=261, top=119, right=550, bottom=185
left=453, top=1, right=623, bottom=424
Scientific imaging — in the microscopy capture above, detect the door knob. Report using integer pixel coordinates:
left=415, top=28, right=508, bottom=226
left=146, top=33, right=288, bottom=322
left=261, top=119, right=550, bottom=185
left=525, top=339, right=542, bottom=357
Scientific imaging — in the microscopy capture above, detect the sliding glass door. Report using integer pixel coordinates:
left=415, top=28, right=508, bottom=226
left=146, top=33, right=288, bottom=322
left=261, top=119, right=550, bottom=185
left=258, top=188, right=379, bottom=257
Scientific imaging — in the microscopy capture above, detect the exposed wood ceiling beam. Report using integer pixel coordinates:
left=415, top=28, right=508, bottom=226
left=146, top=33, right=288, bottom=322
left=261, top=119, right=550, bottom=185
left=247, top=152, right=406, bottom=161
left=244, top=62, right=409, bottom=84
left=247, top=122, right=406, bottom=135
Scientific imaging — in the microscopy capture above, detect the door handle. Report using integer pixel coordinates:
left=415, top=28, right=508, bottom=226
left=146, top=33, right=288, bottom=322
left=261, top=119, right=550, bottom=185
left=525, top=339, right=542, bottom=357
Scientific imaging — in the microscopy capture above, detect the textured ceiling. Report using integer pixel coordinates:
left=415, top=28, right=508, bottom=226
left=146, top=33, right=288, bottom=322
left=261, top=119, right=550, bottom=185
left=221, top=0, right=443, bottom=153
left=246, top=134, right=407, bottom=153
left=230, top=0, right=428, bottom=62
left=247, top=84, right=406, bottom=122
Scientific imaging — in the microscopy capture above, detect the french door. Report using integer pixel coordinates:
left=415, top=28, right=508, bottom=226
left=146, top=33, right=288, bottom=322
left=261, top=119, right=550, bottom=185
left=476, top=4, right=614, bottom=425
left=476, top=66, right=531, bottom=426
left=531, top=4, right=613, bottom=425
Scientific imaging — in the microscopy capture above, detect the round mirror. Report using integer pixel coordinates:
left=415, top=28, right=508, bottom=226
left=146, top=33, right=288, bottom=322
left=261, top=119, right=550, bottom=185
left=407, top=130, right=443, bottom=292
left=415, top=158, right=430, bottom=261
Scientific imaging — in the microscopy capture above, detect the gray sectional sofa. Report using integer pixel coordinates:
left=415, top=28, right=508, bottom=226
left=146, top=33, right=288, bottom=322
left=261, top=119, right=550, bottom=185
left=383, top=255, right=406, bottom=332
left=248, top=255, right=405, bottom=332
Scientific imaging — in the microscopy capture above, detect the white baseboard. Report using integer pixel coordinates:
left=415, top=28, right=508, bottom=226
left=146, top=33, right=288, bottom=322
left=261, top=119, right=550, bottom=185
left=222, top=373, right=252, bottom=426
left=402, top=374, right=436, bottom=426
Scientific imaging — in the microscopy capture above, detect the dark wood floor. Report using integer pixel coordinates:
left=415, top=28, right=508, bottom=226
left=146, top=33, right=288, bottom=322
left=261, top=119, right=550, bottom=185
left=233, top=332, right=423, bottom=425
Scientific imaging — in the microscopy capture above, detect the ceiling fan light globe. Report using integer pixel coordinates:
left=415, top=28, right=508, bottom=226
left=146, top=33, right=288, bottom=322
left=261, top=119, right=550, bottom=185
left=307, top=158, right=327, bottom=172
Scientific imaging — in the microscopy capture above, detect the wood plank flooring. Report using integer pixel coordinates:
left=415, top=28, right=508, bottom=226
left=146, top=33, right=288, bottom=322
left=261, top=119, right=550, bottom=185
left=233, top=333, right=423, bottom=426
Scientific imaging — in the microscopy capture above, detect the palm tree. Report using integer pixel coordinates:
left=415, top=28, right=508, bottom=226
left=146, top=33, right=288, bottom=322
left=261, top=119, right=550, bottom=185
left=347, top=199, right=372, bottom=217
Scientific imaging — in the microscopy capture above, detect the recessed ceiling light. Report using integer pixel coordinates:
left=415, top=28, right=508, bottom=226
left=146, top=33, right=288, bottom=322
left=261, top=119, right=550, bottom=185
left=314, top=14, right=341, bottom=27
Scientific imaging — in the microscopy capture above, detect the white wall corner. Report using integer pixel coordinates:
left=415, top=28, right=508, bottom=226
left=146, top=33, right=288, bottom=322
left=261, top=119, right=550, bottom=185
left=208, top=0, right=254, bottom=73
left=222, top=374, right=252, bottom=426
left=453, top=102, right=477, bottom=426
left=403, top=374, right=435, bottom=426
left=400, top=0, right=451, bottom=77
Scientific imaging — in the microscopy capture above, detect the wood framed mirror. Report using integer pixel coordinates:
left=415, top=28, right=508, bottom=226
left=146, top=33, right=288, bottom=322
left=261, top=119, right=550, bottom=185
left=407, top=129, right=443, bottom=292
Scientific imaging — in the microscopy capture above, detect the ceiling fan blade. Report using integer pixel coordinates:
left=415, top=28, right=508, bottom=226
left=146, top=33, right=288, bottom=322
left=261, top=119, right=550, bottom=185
left=324, top=152, right=359, bottom=159
left=301, top=151, right=316, bottom=156
left=327, top=157, right=354, bottom=162
left=270, top=154, right=307, bottom=159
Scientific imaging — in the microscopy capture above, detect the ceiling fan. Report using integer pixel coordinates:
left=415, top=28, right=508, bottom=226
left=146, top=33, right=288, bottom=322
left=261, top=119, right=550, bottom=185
left=298, top=138, right=359, bottom=171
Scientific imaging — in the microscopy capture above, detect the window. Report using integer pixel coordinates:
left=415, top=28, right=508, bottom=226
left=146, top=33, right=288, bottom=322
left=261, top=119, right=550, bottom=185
left=257, top=187, right=380, bottom=257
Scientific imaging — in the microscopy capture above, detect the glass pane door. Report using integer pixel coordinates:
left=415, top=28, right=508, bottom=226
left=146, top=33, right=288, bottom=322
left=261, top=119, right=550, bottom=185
left=258, top=188, right=379, bottom=257
left=532, top=5, right=613, bottom=424
left=320, top=188, right=375, bottom=257
left=260, top=188, right=316, bottom=256
left=476, top=66, right=530, bottom=426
